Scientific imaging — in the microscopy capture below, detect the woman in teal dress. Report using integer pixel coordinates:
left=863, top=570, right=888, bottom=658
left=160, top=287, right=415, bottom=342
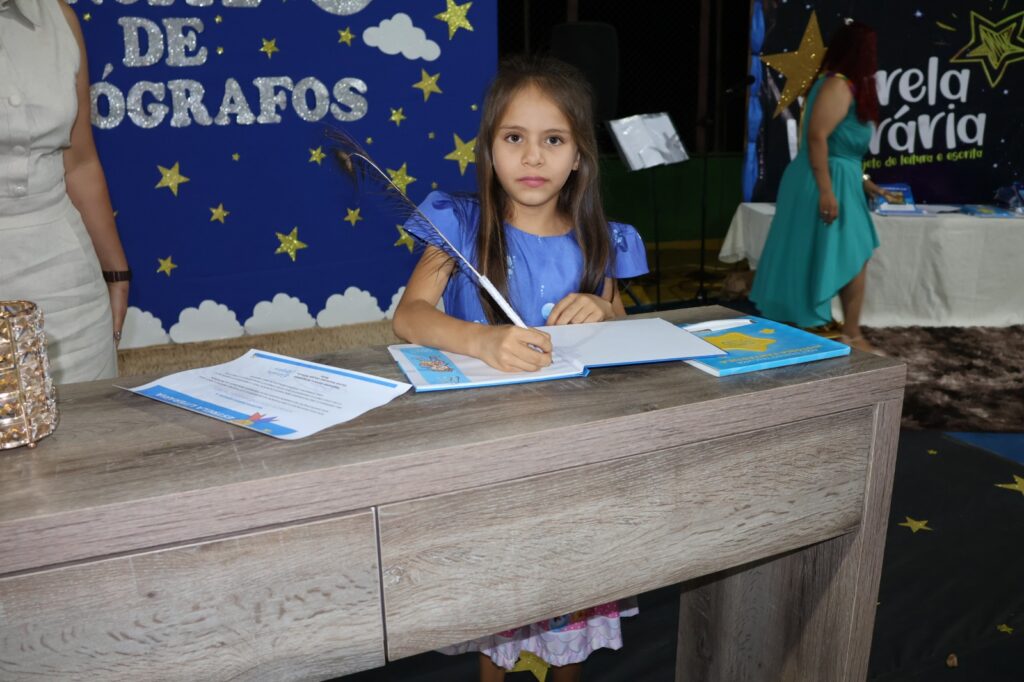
left=750, top=20, right=895, bottom=354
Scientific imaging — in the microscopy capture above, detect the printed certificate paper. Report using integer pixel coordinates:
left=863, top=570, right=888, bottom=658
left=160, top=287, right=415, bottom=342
left=128, top=350, right=411, bottom=439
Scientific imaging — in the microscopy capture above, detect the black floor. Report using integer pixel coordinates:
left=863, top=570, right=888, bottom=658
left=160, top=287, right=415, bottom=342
left=335, top=430, right=1024, bottom=681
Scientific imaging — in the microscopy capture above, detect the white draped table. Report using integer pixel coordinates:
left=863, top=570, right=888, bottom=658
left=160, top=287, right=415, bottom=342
left=720, top=202, right=1024, bottom=327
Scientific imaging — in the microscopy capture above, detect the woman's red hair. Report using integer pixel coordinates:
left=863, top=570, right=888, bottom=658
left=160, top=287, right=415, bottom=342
left=820, top=20, right=880, bottom=123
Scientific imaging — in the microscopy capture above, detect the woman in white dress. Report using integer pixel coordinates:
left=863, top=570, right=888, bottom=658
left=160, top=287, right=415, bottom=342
left=0, top=0, right=129, bottom=383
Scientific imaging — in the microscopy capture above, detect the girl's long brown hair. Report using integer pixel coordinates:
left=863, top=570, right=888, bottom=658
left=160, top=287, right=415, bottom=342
left=474, top=54, right=613, bottom=324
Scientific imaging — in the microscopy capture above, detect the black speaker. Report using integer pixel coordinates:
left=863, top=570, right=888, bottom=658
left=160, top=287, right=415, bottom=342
left=549, top=22, right=620, bottom=125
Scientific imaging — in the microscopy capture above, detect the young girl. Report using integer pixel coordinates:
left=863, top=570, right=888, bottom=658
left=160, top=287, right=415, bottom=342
left=392, top=55, right=647, bottom=681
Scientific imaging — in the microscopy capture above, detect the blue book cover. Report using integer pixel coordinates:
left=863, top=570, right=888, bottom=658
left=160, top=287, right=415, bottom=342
left=682, top=317, right=851, bottom=377
left=872, top=183, right=925, bottom=215
left=959, top=204, right=1019, bottom=218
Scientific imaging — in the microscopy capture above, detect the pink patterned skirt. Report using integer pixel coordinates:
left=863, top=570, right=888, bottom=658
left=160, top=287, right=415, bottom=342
left=440, top=599, right=638, bottom=670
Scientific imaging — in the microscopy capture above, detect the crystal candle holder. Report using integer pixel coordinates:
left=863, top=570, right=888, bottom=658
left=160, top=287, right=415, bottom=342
left=0, top=301, right=59, bottom=450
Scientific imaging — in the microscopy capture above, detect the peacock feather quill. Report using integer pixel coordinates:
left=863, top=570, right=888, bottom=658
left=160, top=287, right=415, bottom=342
left=327, top=128, right=528, bottom=328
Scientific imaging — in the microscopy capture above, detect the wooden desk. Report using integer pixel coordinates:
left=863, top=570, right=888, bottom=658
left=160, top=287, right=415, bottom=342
left=0, top=307, right=905, bottom=681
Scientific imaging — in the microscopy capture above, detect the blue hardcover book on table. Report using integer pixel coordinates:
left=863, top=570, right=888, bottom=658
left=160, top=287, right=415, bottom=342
left=872, top=183, right=925, bottom=215
left=959, top=204, right=1020, bottom=218
left=681, top=316, right=851, bottom=377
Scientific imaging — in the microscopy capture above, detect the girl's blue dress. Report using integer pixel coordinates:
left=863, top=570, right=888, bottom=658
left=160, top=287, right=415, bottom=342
left=404, top=191, right=647, bottom=669
left=749, top=75, right=880, bottom=328
left=406, top=191, right=648, bottom=327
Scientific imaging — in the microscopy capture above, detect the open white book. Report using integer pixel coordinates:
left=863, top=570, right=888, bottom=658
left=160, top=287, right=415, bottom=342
left=389, top=318, right=724, bottom=391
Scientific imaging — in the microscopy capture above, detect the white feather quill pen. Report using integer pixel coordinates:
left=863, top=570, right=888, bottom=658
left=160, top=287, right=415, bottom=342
left=328, top=129, right=529, bottom=329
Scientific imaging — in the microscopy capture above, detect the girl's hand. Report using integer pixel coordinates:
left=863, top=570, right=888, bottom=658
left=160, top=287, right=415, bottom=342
left=819, top=190, right=839, bottom=225
left=546, top=293, right=614, bottom=325
left=107, top=281, right=129, bottom=346
left=475, top=325, right=552, bottom=372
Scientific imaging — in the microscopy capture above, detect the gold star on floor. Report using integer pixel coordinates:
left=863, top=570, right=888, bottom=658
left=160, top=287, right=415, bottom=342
left=390, top=107, right=407, bottom=126
left=413, top=69, right=443, bottom=101
left=394, top=225, right=415, bottom=252
left=209, top=203, right=229, bottom=223
left=435, top=0, right=473, bottom=40
left=997, top=624, right=1014, bottom=634
left=760, top=10, right=826, bottom=117
left=344, top=208, right=363, bottom=226
left=995, top=474, right=1024, bottom=496
left=309, top=146, right=326, bottom=165
left=157, top=256, right=177, bottom=276
left=260, top=37, right=279, bottom=58
left=155, top=162, right=189, bottom=196
left=898, top=516, right=933, bottom=533
left=444, top=133, right=476, bottom=175
left=387, top=162, right=416, bottom=194
left=510, top=651, right=548, bottom=682
left=275, top=227, right=307, bottom=261
left=950, top=11, right=1024, bottom=87
left=338, top=27, right=354, bottom=45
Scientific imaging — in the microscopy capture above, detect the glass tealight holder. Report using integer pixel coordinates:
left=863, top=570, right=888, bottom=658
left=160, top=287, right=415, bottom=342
left=0, top=301, right=59, bottom=450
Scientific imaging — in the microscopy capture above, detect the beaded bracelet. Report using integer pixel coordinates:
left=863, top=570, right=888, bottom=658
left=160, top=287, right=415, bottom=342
left=102, top=269, right=132, bottom=283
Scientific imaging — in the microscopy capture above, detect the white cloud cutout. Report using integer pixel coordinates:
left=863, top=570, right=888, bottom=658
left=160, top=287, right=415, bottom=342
left=317, top=287, right=385, bottom=327
left=384, top=286, right=405, bottom=319
left=119, top=306, right=169, bottom=349
left=169, top=300, right=244, bottom=343
left=362, top=13, right=440, bottom=61
left=244, top=293, right=316, bottom=335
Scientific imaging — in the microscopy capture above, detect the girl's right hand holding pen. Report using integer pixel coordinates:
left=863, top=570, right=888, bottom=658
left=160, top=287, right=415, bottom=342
left=474, top=325, right=552, bottom=373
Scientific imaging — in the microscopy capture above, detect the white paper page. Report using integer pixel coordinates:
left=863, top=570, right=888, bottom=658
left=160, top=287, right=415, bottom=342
left=126, top=349, right=411, bottom=439
left=541, top=318, right=724, bottom=367
left=388, top=344, right=586, bottom=391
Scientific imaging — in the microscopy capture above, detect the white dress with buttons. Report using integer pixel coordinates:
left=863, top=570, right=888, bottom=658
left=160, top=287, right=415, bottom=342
left=0, top=0, right=117, bottom=384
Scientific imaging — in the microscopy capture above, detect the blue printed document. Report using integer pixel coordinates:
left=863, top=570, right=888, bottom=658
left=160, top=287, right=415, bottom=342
left=126, top=350, right=411, bottom=439
left=872, top=183, right=926, bottom=215
left=682, top=316, right=851, bottom=377
left=389, top=317, right=724, bottom=391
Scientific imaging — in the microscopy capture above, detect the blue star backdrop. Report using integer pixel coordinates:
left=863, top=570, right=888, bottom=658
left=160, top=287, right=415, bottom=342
left=70, top=0, right=496, bottom=345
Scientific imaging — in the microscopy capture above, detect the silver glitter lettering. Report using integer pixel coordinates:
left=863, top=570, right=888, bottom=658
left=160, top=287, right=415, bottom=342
left=90, top=82, right=126, bottom=129
left=127, top=81, right=169, bottom=128
left=311, top=0, right=373, bottom=15
left=254, top=77, right=294, bottom=124
left=163, top=18, right=207, bottom=67
left=330, top=77, right=367, bottom=122
left=292, top=77, right=329, bottom=122
left=214, top=78, right=256, bottom=125
left=222, top=0, right=262, bottom=7
left=167, top=79, right=213, bottom=127
left=119, top=17, right=164, bottom=67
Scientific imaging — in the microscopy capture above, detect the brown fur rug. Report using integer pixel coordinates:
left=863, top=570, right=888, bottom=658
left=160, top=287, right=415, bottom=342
left=862, top=325, right=1024, bottom=432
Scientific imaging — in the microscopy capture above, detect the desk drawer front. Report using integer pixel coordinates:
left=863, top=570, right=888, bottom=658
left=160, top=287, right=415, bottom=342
left=0, top=511, right=383, bottom=681
left=379, top=407, right=873, bottom=659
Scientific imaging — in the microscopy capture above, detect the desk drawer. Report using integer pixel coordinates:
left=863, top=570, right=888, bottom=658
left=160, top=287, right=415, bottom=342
left=379, top=406, right=874, bottom=659
left=0, top=511, right=383, bottom=681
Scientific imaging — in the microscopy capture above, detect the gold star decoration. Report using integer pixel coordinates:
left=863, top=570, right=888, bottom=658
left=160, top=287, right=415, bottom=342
left=898, top=516, right=933, bottom=533
left=995, top=474, right=1024, bottom=496
left=215, top=14, right=223, bottom=23
left=338, top=27, right=355, bottom=45
left=157, top=256, right=177, bottom=276
left=431, top=181, right=439, bottom=189
left=344, top=208, right=363, bottom=226
left=216, top=46, right=225, bottom=55
left=231, top=152, right=240, bottom=161
left=510, top=651, right=548, bottom=681
left=470, top=103, right=478, bottom=111
left=760, top=10, right=826, bottom=117
left=260, top=38, right=279, bottom=58
left=390, top=107, right=407, bottom=126
left=413, top=69, right=443, bottom=101
left=444, top=134, right=476, bottom=175
left=950, top=11, right=1024, bottom=88
left=927, top=449, right=939, bottom=455
left=435, top=0, right=473, bottom=40
left=275, top=227, right=307, bottom=261
left=387, top=162, right=416, bottom=194
left=428, top=131, right=436, bottom=139
left=209, top=203, right=230, bottom=223
left=394, top=225, right=415, bottom=252
left=309, top=146, right=326, bottom=165
left=155, top=162, right=189, bottom=196
left=83, top=12, right=91, bottom=21
left=997, top=624, right=1014, bottom=634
